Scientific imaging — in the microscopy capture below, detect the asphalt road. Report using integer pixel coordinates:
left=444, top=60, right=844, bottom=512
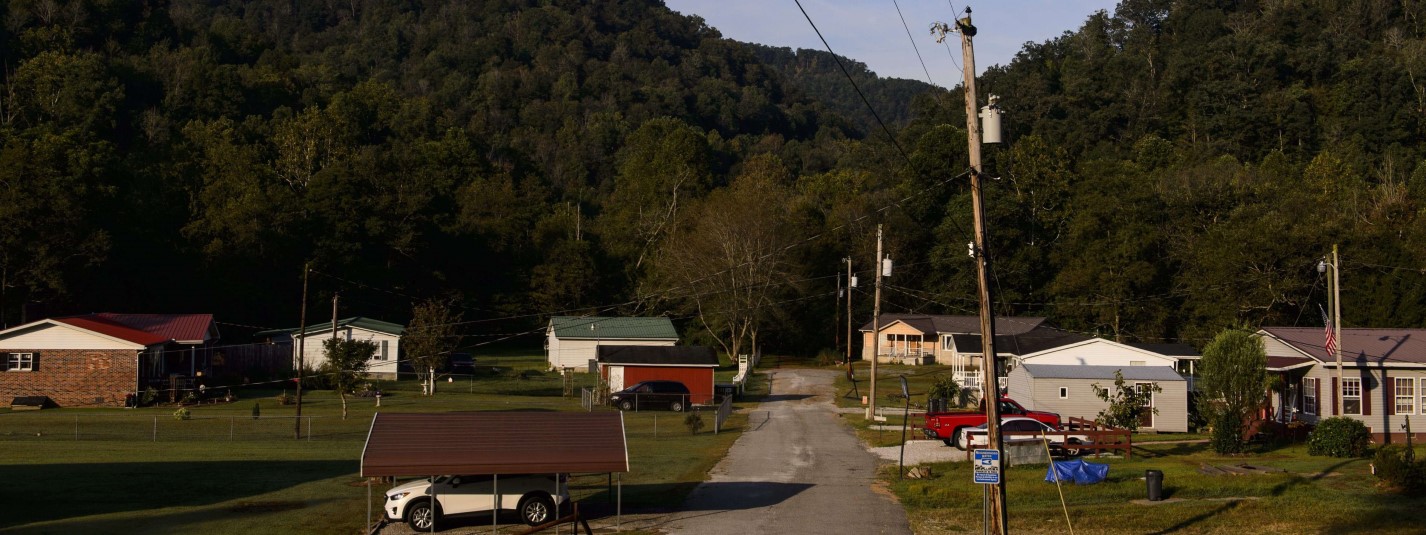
left=654, top=368, right=911, bottom=535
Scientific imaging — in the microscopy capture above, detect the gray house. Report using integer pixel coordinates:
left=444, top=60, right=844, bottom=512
left=1008, top=364, right=1189, bottom=432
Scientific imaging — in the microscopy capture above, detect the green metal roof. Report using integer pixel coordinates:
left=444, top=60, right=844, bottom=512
left=267, top=317, right=405, bottom=337
left=550, top=316, right=678, bottom=340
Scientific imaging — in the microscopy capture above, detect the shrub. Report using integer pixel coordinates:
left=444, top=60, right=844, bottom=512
left=1210, top=411, right=1247, bottom=454
left=251, top=402, right=261, bottom=420
left=684, top=412, right=705, bottom=435
left=140, top=386, right=158, bottom=406
left=172, top=407, right=191, bottom=420
left=1308, top=417, right=1371, bottom=457
left=815, top=348, right=841, bottom=367
left=277, top=390, right=294, bottom=406
left=1373, top=445, right=1425, bottom=492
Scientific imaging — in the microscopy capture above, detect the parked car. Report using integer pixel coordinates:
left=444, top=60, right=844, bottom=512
left=385, top=474, right=568, bottom=531
left=923, top=397, right=1061, bottom=449
left=609, top=380, right=690, bottom=412
left=958, top=417, right=1089, bottom=455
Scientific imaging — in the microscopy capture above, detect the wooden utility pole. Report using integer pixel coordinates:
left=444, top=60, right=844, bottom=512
left=294, top=263, right=309, bottom=439
left=331, top=293, right=340, bottom=345
left=846, top=257, right=854, bottom=366
left=1330, top=244, right=1343, bottom=416
left=941, top=8, right=1008, bottom=534
left=869, top=225, right=883, bottom=421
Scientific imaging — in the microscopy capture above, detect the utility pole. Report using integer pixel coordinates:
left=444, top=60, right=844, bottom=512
left=868, top=225, right=884, bottom=421
left=939, top=8, right=1007, bottom=534
left=845, top=257, right=854, bottom=366
left=294, top=263, right=309, bottom=440
left=1317, top=245, right=1340, bottom=416
left=332, top=293, right=340, bottom=345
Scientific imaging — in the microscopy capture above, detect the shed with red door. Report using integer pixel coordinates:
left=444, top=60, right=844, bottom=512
left=597, top=345, right=720, bottom=405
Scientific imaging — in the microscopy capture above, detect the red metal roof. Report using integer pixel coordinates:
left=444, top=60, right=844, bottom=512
left=1265, top=355, right=1314, bottom=371
left=361, top=412, right=629, bottom=477
left=54, top=316, right=169, bottom=346
left=90, top=313, right=215, bottom=343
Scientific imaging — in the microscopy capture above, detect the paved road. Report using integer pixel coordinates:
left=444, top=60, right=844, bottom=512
left=655, top=368, right=911, bottom=534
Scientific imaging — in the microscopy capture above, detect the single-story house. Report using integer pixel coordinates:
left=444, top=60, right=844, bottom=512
left=1008, top=363, right=1189, bottom=432
left=1258, top=326, right=1426, bottom=443
left=546, top=316, right=678, bottom=372
left=1015, top=338, right=1201, bottom=390
left=859, top=314, right=1087, bottom=389
left=597, top=345, right=720, bottom=404
left=0, top=313, right=219, bottom=407
left=258, top=317, right=403, bottom=379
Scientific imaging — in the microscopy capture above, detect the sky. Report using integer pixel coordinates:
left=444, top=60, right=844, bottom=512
left=662, top=1, right=1122, bottom=88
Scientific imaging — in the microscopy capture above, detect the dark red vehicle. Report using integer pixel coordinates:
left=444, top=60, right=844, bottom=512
left=922, top=397, right=1061, bottom=449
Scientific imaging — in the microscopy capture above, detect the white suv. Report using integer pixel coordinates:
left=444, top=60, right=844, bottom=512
left=385, top=474, right=569, bottom=531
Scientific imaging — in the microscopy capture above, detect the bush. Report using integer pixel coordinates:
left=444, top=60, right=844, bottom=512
left=1308, top=417, right=1371, bottom=457
left=815, top=348, right=841, bottom=367
left=684, top=412, right=705, bottom=435
left=277, top=390, right=294, bottom=406
left=140, top=386, right=158, bottom=406
left=1373, top=445, right=1425, bottom=492
left=172, top=407, right=191, bottom=420
left=251, top=402, right=261, bottom=420
left=1210, top=411, right=1247, bottom=454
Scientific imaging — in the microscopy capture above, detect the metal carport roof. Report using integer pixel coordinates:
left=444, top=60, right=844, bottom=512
left=361, top=412, right=629, bottom=477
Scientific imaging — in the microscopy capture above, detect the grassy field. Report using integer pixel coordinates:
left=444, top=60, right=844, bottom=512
left=0, top=353, right=769, bottom=534
left=889, top=441, right=1426, bottom=534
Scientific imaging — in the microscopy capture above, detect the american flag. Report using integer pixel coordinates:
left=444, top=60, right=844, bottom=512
left=1320, top=305, right=1337, bottom=356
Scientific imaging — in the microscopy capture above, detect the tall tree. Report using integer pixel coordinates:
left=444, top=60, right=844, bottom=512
left=1199, top=327, right=1269, bottom=452
left=320, top=338, right=375, bottom=420
left=403, top=300, right=462, bottom=396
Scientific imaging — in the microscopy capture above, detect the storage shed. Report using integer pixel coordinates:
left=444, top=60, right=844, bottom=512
left=545, top=316, right=679, bottom=372
left=597, top=345, right=719, bottom=404
left=1008, top=364, right=1189, bottom=432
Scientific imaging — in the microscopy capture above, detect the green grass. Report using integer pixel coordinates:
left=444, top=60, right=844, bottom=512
left=889, top=441, right=1426, bottom=534
left=0, top=354, right=770, bottom=534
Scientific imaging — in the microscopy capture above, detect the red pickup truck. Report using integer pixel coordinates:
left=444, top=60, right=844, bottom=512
left=922, top=397, right=1061, bottom=449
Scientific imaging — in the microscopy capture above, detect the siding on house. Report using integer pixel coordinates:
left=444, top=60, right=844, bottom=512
left=546, top=317, right=678, bottom=371
left=606, top=365, right=715, bottom=404
left=1009, top=364, right=1189, bottom=432
left=0, top=323, right=142, bottom=350
left=296, top=327, right=401, bottom=379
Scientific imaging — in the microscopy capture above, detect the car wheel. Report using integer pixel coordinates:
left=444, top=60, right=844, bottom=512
left=518, top=493, right=556, bottom=526
left=406, top=499, right=438, bottom=531
left=1064, top=439, right=1083, bottom=457
left=619, top=400, right=634, bottom=411
left=951, top=427, right=967, bottom=450
left=670, top=400, right=685, bottom=412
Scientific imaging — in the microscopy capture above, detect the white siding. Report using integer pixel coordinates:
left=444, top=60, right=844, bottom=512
left=1019, top=339, right=1177, bottom=368
left=0, top=322, right=143, bottom=350
left=294, top=327, right=401, bottom=376
left=1298, top=365, right=1426, bottom=437
left=1013, top=374, right=1189, bottom=432
left=547, top=338, right=675, bottom=372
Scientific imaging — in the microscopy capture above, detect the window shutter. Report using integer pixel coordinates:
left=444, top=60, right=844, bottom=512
left=1331, top=378, right=1338, bottom=416
left=1314, top=378, right=1321, bottom=415
left=1386, top=374, right=1395, bottom=416
left=1363, top=374, right=1372, bottom=416
left=0, top=354, right=7, bottom=371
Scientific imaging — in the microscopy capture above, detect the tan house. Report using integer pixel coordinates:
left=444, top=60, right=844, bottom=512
left=1258, top=327, right=1426, bottom=444
left=858, top=314, right=1086, bottom=389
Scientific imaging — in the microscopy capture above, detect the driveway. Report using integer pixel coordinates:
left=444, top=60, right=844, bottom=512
left=653, top=368, right=911, bottom=534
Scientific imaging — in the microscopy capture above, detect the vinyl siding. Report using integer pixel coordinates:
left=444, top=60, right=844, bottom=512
left=1009, top=371, right=1189, bottom=432
left=1300, top=365, right=1426, bottom=438
left=0, top=323, right=143, bottom=350
left=294, top=327, right=401, bottom=377
left=548, top=338, right=674, bottom=371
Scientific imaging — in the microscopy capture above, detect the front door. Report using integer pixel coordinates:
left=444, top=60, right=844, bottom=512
left=1136, top=383, right=1155, bottom=429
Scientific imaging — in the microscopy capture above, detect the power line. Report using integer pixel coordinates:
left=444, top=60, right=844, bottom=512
left=892, top=0, right=938, bottom=87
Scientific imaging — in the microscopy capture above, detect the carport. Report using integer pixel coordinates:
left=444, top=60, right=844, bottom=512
left=361, top=411, right=629, bottom=532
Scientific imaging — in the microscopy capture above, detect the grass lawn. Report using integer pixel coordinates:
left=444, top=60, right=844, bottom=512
left=889, top=441, right=1426, bottom=534
left=0, top=352, right=770, bottom=534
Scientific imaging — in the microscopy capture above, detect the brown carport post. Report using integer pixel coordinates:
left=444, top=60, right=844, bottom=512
left=361, top=411, right=630, bottom=532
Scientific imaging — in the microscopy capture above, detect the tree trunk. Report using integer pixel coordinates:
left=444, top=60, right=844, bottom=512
left=428, top=366, right=437, bottom=396
left=339, top=390, right=348, bottom=420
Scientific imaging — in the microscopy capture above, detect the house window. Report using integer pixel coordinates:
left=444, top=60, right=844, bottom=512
left=6, top=353, right=34, bottom=371
left=1303, top=377, right=1317, bottom=415
left=943, top=337, right=953, bottom=351
left=1059, top=387, right=1068, bottom=399
left=379, top=340, right=389, bottom=361
left=1396, top=377, right=1417, bottom=415
left=1342, top=377, right=1362, bottom=415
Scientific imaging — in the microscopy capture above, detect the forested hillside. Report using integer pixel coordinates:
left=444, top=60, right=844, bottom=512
left=1, top=0, right=1424, bottom=354
left=746, top=43, right=939, bottom=134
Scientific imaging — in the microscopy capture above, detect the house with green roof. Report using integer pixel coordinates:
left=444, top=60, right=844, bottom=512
left=546, top=316, right=678, bottom=372
left=257, top=317, right=404, bottom=379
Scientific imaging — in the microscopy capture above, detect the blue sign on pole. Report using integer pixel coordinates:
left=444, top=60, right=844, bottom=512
left=972, top=449, right=1001, bottom=484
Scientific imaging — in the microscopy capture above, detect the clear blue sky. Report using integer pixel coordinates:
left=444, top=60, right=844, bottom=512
left=663, top=1, right=1121, bottom=87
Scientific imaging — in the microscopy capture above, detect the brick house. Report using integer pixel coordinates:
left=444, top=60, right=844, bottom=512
left=0, top=314, right=218, bottom=407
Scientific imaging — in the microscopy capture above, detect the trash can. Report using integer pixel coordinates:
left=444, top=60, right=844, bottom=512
left=1145, top=469, right=1164, bottom=501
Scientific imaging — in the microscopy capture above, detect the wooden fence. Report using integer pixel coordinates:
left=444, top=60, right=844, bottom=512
left=963, top=417, right=1132, bottom=460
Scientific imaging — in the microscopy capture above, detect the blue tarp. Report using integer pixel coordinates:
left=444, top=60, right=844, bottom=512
left=1044, top=459, right=1108, bottom=485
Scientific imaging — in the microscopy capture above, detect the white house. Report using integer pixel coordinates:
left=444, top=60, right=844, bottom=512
left=1009, top=364, right=1190, bottom=432
left=546, top=316, right=678, bottom=372
left=1015, top=338, right=1201, bottom=390
left=262, top=317, right=404, bottom=379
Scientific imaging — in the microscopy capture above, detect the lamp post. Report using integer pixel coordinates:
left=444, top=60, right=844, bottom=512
left=1317, top=244, right=1342, bottom=416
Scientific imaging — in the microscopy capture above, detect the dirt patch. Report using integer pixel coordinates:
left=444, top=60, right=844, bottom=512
left=227, top=500, right=307, bottom=513
left=869, top=478, right=901, bottom=503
